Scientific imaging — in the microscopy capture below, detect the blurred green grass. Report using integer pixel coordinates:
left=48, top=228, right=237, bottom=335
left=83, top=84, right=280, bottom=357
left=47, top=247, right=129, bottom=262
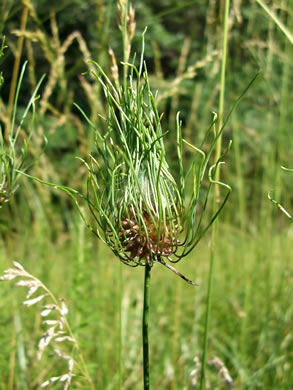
left=0, top=217, right=292, bottom=388
left=0, top=0, right=292, bottom=389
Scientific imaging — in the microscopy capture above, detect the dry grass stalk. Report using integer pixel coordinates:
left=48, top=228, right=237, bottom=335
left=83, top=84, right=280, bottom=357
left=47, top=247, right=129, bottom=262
left=25, top=38, right=37, bottom=89
left=190, top=356, right=202, bottom=388
left=0, top=261, right=93, bottom=389
left=151, top=40, right=163, bottom=79
left=22, top=0, right=40, bottom=25
left=7, top=4, right=105, bottom=189
left=49, top=11, right=61, bottom=53
left=208, top=357, right=234, bottom=388
left=0, top=100, right=8, bottom=129
left=10, top=16, right=100, bottom=189
left=117, top=0, right=136, bottom=64
left=127, top=4, right=136, bottom=42
left=108, top=47, right=119, bottom=87
left=155, top=49, right=219, bottom=104
left=12, top=23, right=96, bottom=116
left=188, top=355, right=233, bottom=388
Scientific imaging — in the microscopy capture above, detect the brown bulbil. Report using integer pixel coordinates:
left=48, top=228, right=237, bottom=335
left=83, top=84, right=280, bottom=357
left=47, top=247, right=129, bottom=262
left=0, top=186, right=9, bottom=206
left=119, top=210, right=182, bottom=262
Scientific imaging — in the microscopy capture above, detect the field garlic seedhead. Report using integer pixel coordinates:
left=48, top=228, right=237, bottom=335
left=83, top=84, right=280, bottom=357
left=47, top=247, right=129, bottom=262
left=78, top=38, right=231, bottom=283
left=0, top=165, right=18, bottom=207
left=0, top=50, right=44, bottom=209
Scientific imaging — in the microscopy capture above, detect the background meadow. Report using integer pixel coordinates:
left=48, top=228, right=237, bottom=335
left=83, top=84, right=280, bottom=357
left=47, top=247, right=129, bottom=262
left=0, top=0, right=292, bottom=389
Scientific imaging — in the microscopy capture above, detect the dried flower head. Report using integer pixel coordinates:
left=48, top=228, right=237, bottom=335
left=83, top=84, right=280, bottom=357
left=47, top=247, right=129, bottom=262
left=208, top=357, right=234, bottom=388
left=189, top=355, right=233, bottom=388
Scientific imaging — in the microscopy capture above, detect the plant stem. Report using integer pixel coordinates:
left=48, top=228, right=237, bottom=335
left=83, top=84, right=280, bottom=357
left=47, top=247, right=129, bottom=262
left=256, top=0, right=293, bottom=43
left=199, top=248, right=215, bottom=390
left=122, top=0, right=129, bottom=92
left=200, top=0, right=230, bottom=388
left=142, top=263, right=151, bottom=390
left=7, top=5, right=28, bottom=135
left=119, top=261, right=123, bottom=389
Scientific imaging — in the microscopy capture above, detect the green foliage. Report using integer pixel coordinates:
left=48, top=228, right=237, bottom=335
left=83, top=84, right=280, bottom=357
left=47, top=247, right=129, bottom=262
left=1, top=226, right=292, bottom=389
left=0, top=61, right=44, bottom=212
left=268, top=166, right=293, bottom=220
left=0, top=0, right=292, bottom=389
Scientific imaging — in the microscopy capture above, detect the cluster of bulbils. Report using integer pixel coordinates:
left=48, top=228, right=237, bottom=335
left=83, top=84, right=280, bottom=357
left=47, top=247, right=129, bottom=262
left=118, top=209, right=182, bottom=263
left=0, top=182, right=17, bottom=208
left=0, top=186, right=8, bottom=206
left=113, top=202, right=198, bottom=285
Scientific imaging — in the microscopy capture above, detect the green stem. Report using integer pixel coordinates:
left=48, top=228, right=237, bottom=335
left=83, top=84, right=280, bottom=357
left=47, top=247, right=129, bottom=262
left=142, top=263, right=151, bottom=390
left=199, top=245, right=215, bottom=390
left=122, top=0, right=129, bottom=92
left=232, top=114, right=246, bottom=232
left=215, top=0, right=230, bottom=172
left=119, top=261, right=123, bottom=389
left=7, top=5, right=28, bottom=135
left=200, top=0, right=230, bottom=388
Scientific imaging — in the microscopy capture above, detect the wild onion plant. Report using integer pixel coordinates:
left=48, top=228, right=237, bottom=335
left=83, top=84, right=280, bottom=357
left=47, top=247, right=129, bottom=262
left=76, top=39, right=231, bottom=276
left=21, top=34, right=233, bottom=387
left=0, top=38, right=44, bottom=211
left=70, top=32, right=232, bottom=389
left=16, top=27, right=259, bottom=387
